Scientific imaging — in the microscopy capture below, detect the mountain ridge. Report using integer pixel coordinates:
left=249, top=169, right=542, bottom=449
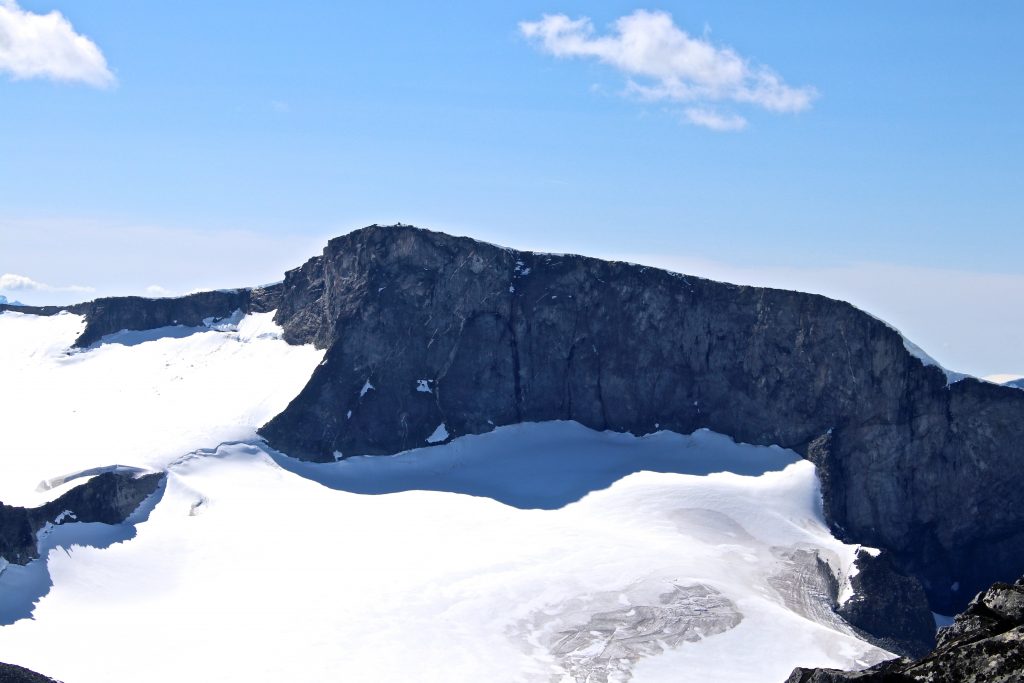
left=4, top=224, right=1022, bottom=617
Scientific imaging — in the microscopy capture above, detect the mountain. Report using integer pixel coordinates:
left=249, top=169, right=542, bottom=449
left=1004, top=377, right=1024, bottom=390
left=256, top=225, right=1019, bottom=615
left=1, top=224, right=1022, bottom=682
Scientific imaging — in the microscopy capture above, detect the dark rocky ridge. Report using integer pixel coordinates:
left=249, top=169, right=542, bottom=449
left=787, top=576, right=1024, bottom=682
left=0, top=472, right=164, bottom=566
left=0, top=285, right=282, bottom=348
left=257, top=225, right=1024, bottom=614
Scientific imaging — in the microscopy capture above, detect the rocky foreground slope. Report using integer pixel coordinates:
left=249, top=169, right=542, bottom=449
left=0, top=662, right=59, bottom=683
left=4, top=224, right=1023, bottom=619
left=788, top=576, right=1024, bottom=682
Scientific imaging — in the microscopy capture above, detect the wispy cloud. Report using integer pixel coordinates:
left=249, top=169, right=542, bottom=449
left=0, top=0, right=115, bottom=87
left=519, top=10, right=816, bottom=131
left=683, top=107, right=747, bottom=131
left=144, top=284, right=175, bottom=298
left=0, top=272, right=93, bottom=293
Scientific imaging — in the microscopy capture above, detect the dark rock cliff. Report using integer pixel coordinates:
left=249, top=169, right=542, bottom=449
left=787, top=576, right=1024, bottom=682
left=0, top=472, right=164, bottom=566
left=0, top=285, right=282, bottom=348
left=837, top=551, right=936, bottom=658
left=255, top=225, right=1024, bottom=614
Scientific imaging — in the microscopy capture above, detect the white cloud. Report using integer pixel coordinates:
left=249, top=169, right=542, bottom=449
left=0, top=0, right=115, bottom=87
left=0, top=272, right=93, bottom=293
left=145, top=284, right=174, bottom=297
left=520, top=10, right=816, bottom=131
left=683, top=107, right=746, bottom=131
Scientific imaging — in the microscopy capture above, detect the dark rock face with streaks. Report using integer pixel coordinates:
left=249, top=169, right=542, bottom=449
left=786, top=577, right=1024, bottom=682
left=0, top=472, right=164, bottom=566
left=257, top=225, right=1024, bottom=615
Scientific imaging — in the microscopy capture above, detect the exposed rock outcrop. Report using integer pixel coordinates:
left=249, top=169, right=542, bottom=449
left=256, top=225, right=1024, bottom=615
left=0, top=472, right=164, bottom=566
left=837, top=550, right=936, bottom=658
left=0, top=284, right=282, bottom=348
left=0, top=662, right=60, bottom=683
left=786, top=577, right=1024, bottom=682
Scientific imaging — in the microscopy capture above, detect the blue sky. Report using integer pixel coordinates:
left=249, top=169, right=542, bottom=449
left=1, top=1, right=1022, bottom=376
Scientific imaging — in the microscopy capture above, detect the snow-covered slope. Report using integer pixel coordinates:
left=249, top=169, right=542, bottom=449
left=0, top=309, right=892, bottom=682
left=0, top=310, right=323, bottom=506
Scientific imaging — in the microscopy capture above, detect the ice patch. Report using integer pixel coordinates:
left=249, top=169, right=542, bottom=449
left=360, top=380, right=374, bottom=398
left=426, top=423, right=448, bottom=444
left=416, top=379, right=432, bottom=394
left=202, top=309, right=244, bottom=331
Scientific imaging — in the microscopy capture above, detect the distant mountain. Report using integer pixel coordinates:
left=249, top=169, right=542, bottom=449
left=1004, top=377, right=1024, bottom=390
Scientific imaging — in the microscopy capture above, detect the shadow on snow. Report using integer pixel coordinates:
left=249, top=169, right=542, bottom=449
left=0, top=482, right=166, bottom=626
left=264, top=421, right=800, bottom=510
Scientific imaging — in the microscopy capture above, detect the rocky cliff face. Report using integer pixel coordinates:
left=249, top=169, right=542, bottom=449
left=787, top=576, right=1024, bottom=682
left=256, top=225, right=1024, bottom=614
left=0, top=285, right=282, bottom=348
left=0, top=472, right=164, bottom=566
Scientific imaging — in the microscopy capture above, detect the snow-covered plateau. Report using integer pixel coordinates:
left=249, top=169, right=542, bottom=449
left=0, top=309, right=893, bottom=682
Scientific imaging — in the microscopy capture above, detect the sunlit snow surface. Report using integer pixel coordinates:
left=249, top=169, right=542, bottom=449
left=0, top=310, right=323, bottom=506
left=0, top=310, right=892, bottom=682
